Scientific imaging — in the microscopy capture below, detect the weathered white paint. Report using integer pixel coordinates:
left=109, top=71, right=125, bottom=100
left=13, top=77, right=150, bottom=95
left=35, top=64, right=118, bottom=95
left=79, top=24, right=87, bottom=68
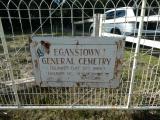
left=30, top=36, right=125, bottom=88
left=102, top=33, right=160, bottom=49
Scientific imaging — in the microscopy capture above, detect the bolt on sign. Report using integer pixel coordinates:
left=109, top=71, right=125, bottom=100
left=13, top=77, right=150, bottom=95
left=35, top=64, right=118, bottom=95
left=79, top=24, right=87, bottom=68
left=30, top=36, right=125, bottom=88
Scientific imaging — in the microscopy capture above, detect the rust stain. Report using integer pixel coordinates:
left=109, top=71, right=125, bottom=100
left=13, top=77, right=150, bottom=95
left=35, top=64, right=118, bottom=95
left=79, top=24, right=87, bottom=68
left=76, top=82, right=80, bottom=87
left=114, top=40, right=124, bottom=80
left=41, top=41, right=51, bottom=54
left=114, top=58, right=123, bottom=79
left=116, top=40, right=123, bottom=50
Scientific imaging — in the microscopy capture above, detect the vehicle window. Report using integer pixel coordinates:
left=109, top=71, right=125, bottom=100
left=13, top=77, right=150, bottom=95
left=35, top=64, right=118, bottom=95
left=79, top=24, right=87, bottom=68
left=116, top=10, right=125, bottom=18
left=106, top=10, right=125, bottom=19
left=106, top=11, right=115, bottom=19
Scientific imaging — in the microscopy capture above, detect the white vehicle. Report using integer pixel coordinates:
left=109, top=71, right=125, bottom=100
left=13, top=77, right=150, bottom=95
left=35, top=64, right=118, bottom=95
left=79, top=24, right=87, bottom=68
left=89, top=7, right=160, bottom=37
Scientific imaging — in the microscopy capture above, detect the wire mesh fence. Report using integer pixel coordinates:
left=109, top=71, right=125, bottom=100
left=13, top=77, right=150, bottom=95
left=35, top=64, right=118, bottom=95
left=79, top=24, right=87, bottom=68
left=0, top=0, right=159, bottom=109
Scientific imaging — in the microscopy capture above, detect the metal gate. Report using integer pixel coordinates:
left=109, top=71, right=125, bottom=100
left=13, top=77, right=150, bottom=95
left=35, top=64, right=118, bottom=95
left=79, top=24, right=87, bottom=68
left=0, top=0, right=159, bottom=109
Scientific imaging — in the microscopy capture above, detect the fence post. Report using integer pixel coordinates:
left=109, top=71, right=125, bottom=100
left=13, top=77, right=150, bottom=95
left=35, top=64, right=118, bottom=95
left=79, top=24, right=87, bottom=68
left=0, top=18, right=20, bottom=106
left=127, top=0, right=147, bottom=108
left=93, top=14, right=102, bottom=37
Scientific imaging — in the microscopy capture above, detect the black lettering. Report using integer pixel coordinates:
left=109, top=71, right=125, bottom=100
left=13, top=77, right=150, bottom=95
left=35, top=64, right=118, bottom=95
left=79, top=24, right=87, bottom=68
left=59, top=48, right=64, bottom=56
left=53, top=49, right=59, bottom=56
left=68, top=49, right=74, bottom=56
left=42, top=58, right=46, bottom=64
left=60, top=58, right=65, bottom=64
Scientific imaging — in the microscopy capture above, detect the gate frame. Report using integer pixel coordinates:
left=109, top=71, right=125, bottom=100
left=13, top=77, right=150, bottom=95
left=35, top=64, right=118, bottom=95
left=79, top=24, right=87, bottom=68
left=0, top=18, right=20, bottom=106
left=127, top=0, right=147, bottom=108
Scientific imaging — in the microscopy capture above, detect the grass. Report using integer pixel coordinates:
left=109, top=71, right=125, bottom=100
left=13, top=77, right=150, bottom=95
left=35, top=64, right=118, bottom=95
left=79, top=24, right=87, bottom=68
left=0, top=35, right=160, bottom=119
left=0, top=109, right=159, bottom=120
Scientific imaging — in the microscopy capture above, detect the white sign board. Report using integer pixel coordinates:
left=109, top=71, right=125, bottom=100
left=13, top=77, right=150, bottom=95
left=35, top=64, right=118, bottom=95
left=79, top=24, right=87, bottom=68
left=30, top=36, right=125, bottom=88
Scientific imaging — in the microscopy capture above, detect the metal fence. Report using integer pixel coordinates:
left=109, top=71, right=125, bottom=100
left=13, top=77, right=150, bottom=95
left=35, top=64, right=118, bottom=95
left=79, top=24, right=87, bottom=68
left=0, top=0, right=160, bottom=110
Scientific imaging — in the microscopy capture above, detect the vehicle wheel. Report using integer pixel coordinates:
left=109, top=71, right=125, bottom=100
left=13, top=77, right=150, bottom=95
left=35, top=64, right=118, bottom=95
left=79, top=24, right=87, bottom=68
left=89, top=27, right=93, bottom=36
left=111, top=29, right=121, bottom=35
